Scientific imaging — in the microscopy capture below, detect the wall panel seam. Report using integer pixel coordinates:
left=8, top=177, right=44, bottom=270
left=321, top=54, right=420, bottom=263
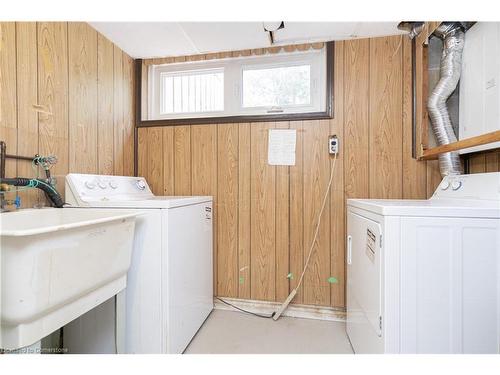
left=237, top=124, right=240, bottom=297
left=14, top=22, right=19, bottom=179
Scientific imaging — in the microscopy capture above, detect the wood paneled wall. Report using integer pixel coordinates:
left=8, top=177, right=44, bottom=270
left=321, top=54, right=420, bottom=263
left=468, top=150, right=500, bottom=173
left=138, top=35, right=438, bottom=309
left=0, top=22, right=134, bottom=207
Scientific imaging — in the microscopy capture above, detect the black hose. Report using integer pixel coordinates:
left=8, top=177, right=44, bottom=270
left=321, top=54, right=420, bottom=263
left=1, top=177, right=64, bottom=208
left=0, top=141, right=6, bottom=179
left=43, top=169, right=52, bottom=204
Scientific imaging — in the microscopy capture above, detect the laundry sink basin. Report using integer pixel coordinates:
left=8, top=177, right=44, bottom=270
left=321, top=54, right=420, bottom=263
left=0, top=208, right=139, bottom=350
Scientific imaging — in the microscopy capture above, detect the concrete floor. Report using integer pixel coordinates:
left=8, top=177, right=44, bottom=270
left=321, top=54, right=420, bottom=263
left=185, top=309, right=353, bottom=354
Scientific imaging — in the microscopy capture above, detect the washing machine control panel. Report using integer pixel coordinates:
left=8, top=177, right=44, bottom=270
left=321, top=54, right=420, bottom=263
left=66, top=173, right=154, bottom=203
left=135, top=179, right=147, bottom=190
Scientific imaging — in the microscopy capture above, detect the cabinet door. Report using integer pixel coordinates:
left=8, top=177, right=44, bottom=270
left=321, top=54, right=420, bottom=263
left=346, top=210, right=383, bottom=353
left=164, top=202, right=214, bottom=354
left=400, top=217, right=500, bottom=353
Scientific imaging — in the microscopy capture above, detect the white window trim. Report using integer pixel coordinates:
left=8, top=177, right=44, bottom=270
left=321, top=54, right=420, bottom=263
left=148, top=48, right=326, bottom=121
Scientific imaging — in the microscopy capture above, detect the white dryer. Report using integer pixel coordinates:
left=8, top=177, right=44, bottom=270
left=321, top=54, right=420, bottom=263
left=346, top=172, right=500, bottom=354
left=63, top=174, right=213, bottom=354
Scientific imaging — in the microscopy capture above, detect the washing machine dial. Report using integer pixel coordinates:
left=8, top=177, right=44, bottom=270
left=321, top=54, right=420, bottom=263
left=451, top=180, right=462, bottom=191
left=440, top=180, right=450, bottom=190
left=136, top=180, right=146, bottom=190
left=85, top=180, right=96, bottom=189
left=98, top=181, right=107, bottom=189
left=109, top=180, right=118, bottom=189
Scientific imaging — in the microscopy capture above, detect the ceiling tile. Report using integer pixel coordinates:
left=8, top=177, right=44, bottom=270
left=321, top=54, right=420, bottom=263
left=89, top=22, right=407, bottom=59
left=273, top=22, right=360, bottom=44
left=273, top=22, right=404, bottom=44
left=179, top=22, right=270, bottom=54
left=352, top=22, right=406, bottom=38
left=89, top=22, right=198, bottom=58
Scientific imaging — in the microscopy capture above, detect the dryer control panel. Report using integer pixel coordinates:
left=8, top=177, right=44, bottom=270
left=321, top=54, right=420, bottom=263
left=432, top=172, right=500, bottom=201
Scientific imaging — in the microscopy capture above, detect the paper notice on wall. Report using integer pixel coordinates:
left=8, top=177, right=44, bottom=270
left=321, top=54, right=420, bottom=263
left=268, top=129, right=297, bottom=166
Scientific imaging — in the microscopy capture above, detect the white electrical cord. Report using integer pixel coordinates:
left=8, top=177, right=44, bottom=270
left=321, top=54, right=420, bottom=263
left=273, top=151, right=338, bottom=320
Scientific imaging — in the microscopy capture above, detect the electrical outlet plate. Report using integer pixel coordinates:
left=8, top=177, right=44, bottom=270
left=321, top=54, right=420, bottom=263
left=329, top=135, right=339, bottom=154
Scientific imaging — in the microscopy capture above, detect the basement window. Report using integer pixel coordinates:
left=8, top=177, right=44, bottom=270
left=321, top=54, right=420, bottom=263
left=159, top=68, right=224, bottom=115
left=148, top=46, right=328, bottom=121
left=242, top=64, right=311, bottom=109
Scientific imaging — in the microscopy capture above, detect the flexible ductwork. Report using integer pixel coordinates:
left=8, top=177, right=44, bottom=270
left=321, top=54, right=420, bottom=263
left=427, top=22, right=465, bottom=176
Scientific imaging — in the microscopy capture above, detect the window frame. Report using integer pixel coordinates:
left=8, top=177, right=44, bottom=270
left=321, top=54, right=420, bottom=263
left=137, top=41, right=334, bottom=127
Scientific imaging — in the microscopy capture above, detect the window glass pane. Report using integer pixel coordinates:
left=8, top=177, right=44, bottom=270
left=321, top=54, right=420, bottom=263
left=242, top=64, right=311, bottom=108
left=160, top=69, right=224, bottom=114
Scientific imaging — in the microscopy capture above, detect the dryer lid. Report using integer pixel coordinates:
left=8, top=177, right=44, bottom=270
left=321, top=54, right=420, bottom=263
left=347, top=172, right=500, bottom=218
left=347, top=197, right=499, bottom=218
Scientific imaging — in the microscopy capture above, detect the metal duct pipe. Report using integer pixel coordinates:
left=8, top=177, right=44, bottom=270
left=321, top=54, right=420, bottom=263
left=427, top=23, right=465, bottom=176
left=397, top=21, right=425, bottom=39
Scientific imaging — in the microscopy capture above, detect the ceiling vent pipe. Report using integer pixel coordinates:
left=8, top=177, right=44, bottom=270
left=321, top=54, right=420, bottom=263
left=427, top=22, right=465, bottom=176
left=397, top=21, right=425, bottom=39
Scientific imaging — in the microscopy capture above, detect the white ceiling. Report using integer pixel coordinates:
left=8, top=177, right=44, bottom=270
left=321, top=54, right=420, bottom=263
left=89, top=22, right=406, bottom=59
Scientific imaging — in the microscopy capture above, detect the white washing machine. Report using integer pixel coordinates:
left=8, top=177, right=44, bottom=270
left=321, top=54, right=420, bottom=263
left=346, top=172, right=500, bottom=354
left=63, top=173, right=213, bottom=354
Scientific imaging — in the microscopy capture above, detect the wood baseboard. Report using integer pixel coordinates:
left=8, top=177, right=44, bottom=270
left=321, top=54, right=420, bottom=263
left=214, top=297, right=346, bottom=322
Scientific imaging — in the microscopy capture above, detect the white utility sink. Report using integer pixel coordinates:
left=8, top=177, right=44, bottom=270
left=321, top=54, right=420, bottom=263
left=0, top=208, right=139, bottom=350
